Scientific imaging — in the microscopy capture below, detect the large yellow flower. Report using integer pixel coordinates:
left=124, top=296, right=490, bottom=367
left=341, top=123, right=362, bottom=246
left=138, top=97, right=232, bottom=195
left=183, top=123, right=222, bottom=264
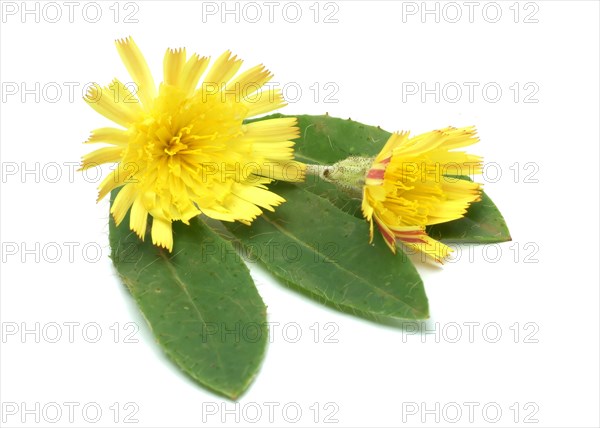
left=361, top=127, right=482, bottom=263
left=81, top=37, right=305, bottom=251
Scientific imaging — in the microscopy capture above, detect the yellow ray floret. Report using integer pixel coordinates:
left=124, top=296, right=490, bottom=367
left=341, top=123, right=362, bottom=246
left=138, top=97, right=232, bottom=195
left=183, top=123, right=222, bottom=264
left=81, top=37, right=306, bottom=251
left=362, top=127, right=482, bottom=263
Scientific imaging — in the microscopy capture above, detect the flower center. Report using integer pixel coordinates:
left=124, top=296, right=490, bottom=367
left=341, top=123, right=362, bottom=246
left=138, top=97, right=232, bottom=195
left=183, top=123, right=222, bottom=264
left=164, top=127, right=191, bottom=156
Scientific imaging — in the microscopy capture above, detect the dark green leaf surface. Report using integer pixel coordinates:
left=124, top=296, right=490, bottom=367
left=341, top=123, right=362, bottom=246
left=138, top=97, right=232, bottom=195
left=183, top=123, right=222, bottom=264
left=109, top=191, right=267, bottom=399
left=226, top=183, right=428, bottom=320
left=293, top=114, right=390, bottom=163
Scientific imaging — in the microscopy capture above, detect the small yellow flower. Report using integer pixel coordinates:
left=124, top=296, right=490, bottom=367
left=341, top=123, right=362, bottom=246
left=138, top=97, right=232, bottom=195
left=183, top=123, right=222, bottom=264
left=361, top=127, right=482, bottom=263
left=81, top=37, right=305, bottom=251
left=313, top=126, right=482, bottom=263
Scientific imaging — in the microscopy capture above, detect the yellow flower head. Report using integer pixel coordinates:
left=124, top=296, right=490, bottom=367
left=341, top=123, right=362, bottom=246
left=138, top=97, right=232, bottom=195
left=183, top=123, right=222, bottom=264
left=81, top=37, right=305, bottom=252
left=361, top=127, right=482, bottom=263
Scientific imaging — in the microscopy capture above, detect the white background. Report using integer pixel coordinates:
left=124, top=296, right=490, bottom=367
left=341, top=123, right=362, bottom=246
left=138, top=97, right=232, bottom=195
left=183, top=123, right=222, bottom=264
left=1, top=1, right=599, bottom=427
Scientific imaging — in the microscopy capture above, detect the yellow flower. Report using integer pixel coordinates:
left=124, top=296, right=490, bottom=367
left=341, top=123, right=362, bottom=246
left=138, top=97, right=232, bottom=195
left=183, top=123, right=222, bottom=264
left=81, top=37, right=305, bottom=252
left=361, top=127, right=482, bottom=263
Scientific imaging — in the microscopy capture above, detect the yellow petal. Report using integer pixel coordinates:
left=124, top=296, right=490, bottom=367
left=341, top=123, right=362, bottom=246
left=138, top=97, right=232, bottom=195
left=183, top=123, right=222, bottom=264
left=221, top=191, right=263, bottom=223
left=437, top=126, right=479, bottom=150
left=203, top=50, right=243, bottom=89
left=80, top=146, right=123, bottom=170
left=97, top=163, right=134, bottom=202
left=242, top=117, right=299, bottom=142
left=251, top=142, right=295, bottom=160
left=163, top=47, right=186, bottom=87
left=130, top=197, right=148, bottom=238
left=231, top=182, right=285, bottom=212
left=180, top=54, right=210, bottom=96
left=151, top=218, right=173, bottom=251
left=85, top=127, right=129, bottom=145
left=115, top=37, right=156, bottom=106
left=226, top=64, right=273, bottom=97
left=111, top=184, right=137, bottom=225
left=199, top=207, right=237, bottom=222
left=84, top=81, right=140, bottom=127
left=394, top=130, right=445, bottom=158
left=426, top=151, right=483, bottom=176
left=254, top=161, right=306, bottom=182
left=402, top=235, right=452, bottom=264
left=424, top=179, right=481, bottom=225
left=241, top=89, right=286, bottom=117
left=374, top=132, right=408, bottom=163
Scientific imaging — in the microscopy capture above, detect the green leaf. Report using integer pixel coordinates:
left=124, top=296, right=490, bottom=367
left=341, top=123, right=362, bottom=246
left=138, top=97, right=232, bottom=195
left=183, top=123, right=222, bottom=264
left=251, top=113, right=511, bottom=243
left=225, top=183, right=428, bottom=320
left=293, top=114, right=391, bottom=163
left=109, top=191, right=268, bottom=399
